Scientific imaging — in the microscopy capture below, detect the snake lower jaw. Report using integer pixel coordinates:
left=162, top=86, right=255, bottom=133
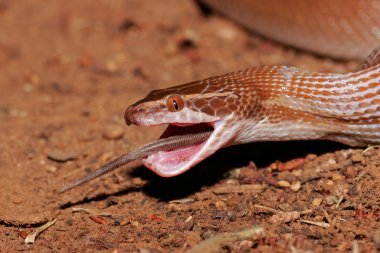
left=141, top=119, right=234, bottom=177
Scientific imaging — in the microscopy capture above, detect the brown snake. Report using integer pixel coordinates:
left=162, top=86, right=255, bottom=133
left=60, top=0, right=380, bottom=192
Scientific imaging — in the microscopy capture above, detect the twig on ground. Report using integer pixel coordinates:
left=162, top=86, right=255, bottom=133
left=186, top=226, right=265, bottom=253
left=298, top=219, right=330, bottom=228
left=72, top=207, right=113, bottom=217
left=361, top=145, right=379, bottom=155
left=169, top=198, right=196, bottom=204
left=354, top=171, right=366, bottom=182
left=336, top=196, right=344, bottom=209
left=253, top=204, right=280, bottom=214
left=254, top=204, right=313, bottom=223
left=25, top=218, right=57, bottom=244
left=323, top=210, right=333, bottom=226
left=353, top=240, right=359, bottom=253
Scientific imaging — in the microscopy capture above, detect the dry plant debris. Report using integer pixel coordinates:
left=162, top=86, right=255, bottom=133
left=186, top=226, right=265, bottom=253
left=24, top=218, right=57, bottom=244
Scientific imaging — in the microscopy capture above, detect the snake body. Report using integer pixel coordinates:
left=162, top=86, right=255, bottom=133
left=61, top=0, right=380, bottom=191
left=204, top=0, right=380, bottom=59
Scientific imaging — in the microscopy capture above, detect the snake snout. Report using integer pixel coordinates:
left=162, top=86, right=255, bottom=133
left=124, top=106, right=135, bottom=126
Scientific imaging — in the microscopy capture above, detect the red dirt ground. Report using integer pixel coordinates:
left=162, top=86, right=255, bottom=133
left=0, top=1, right=379, bottom=252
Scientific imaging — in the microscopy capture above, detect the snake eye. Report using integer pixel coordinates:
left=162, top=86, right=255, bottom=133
left=166, top=95, right=184, bottom=112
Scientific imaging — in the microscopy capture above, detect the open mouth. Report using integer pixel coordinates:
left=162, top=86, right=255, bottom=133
left=142, top=121, right=222, bottom=177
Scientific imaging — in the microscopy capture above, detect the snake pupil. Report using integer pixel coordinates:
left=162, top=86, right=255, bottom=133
left=173, top=100, right=179, bottom=110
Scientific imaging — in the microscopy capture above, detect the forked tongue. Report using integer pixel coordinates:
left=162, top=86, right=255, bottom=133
left=58, top=131, right=212, bottom=193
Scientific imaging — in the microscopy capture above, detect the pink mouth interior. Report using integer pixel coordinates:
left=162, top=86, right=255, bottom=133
left=142, top=123, right=213, bottom=176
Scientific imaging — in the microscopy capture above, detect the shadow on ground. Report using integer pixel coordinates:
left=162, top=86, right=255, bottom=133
left=132, top=140, right=348, bottom=200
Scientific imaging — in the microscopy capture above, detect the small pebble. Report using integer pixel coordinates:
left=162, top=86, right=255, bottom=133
left=99, top=151, right=114, bottom=162
left=119, top=220, right=130, bottom=226
left=312, top=198, right=323, bottom=207
left=278, top=203, right=291, bottom=212
left=239, top=240, right=254, bottom=249
left=290, top=181, right=301, bottom=192
left=12, top=196, right=23, bottom=205
left=46, top=165, right=57, bottom=173
left=105, top=196, right=119, bottom=207
left=126, top=238, right=135, bottom=243
left=292, top=169, right=302, bottom=177
left=132, top=177, right=144, bottom=186
left=214, top=200, right=227, bottom=209
left=106, top=60, right=119, bottom=72
left=281, top=158, right=305, bottom=171
left=9, top=108, right=27, bottom=117
left=26, top=74, right=40, bottom=85
left=331, top=172, right=345, bottom=181
left=110, top=227, right=120, bottom=234
left=225, top=195, right=240, bottom=207
left=184, top=216, right=195, bottom=230
left=47, top=149, right=77, bottom=162
left=103, top=124, right=124, bottom=140
left=277, top=180, right=291, bottom=188
left=130, top=220, right=139, bottom=227
left=78, top=54, right=93, bottom=68
left=306, top=154, right=317, bottom=160
left=23, top=83, right=33, bottom=93
left=325, top=195, right=336, bottom=205
left=351, top=154, right=363, bottom=163
left=345, top=166, right=356, bottom=178
left=226, top=211, right=237, bottom=221
left=113, top=216, right=125, bottom=225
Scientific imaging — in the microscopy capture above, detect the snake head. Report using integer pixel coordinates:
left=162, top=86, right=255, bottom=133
left=124, top=78, right=242, bottom=176
left=125, top=80, right=240, bottom=126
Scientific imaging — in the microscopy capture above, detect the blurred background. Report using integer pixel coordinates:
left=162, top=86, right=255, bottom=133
left=0, top=1, right=368, bottom=252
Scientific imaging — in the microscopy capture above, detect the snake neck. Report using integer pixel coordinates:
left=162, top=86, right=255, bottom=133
left=229, top=65, right=380, bottom=146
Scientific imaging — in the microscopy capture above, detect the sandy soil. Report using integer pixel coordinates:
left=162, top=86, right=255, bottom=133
left=0, top=1, right=379, bottom=252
